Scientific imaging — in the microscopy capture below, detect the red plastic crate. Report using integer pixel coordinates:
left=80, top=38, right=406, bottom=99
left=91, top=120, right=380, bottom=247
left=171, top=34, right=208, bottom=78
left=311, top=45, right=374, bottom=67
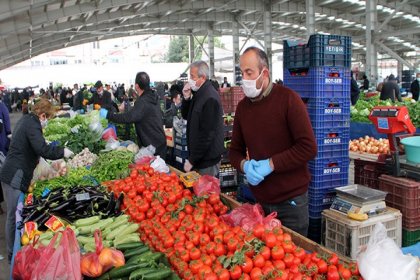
left=354, top=159, right=389, bottom=189
left=378, top=175, right=420, bottom=229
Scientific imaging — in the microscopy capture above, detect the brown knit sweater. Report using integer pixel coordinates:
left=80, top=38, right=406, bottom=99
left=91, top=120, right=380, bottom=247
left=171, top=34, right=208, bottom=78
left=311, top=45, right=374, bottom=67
left=229, top=83, right=317, bottom=204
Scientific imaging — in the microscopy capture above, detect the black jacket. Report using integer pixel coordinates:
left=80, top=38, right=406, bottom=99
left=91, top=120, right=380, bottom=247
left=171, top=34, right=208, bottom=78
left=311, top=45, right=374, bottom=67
left=363, top=78, right=369, bottom=90
left=107, top=89, right=166, bottom=159
left=350, top=78, right=360, bottom=105
left=89, top=90, right=113, bottom=110
left=0, top=113, right=64, bottom=192
left=181, top=80, right=224, bottom=169
left=73, top=90, right=84, bottom=111
left=164, top=103, right=180, bottom=128
left=380, top=81, right=402, bottom=102
left=411, top=80, right=419, bottom=101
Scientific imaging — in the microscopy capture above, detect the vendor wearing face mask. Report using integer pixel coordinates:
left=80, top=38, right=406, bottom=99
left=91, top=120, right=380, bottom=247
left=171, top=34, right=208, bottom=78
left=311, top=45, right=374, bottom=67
left=181, top=61, right=224, bottom=176
left=229, top=47, right=317, bottom=236
left=0, top=99, right=74, bottom=263
left=89, top=80, right=113, bottom=111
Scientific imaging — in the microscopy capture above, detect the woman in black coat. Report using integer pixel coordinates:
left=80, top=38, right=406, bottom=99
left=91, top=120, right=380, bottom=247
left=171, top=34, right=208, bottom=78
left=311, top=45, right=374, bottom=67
left=0, top=99, right=74, bottom=263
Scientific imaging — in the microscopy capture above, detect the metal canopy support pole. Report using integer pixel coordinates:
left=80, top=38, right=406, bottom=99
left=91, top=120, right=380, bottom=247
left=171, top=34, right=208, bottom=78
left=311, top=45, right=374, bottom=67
left=306, top=0, right=315, bottom=38
left=397, top=53, right=403, bottom=82
left=263, top=0, right=272, bottom=78
left=189, top=34, right=194, bottom=64
left=366, top=0, right=378, bottom=86
left=232, top=20, right=240, bottom=84
left=208, top=24, right=215, bottom=79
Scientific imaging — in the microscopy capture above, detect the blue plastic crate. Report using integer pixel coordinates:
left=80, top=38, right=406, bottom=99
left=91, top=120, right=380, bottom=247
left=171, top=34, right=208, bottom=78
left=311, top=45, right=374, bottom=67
left=310, top=173, right=349, bottom=190
left=314, top=143, right=349, bottom=160
left=175, top=135, right=188, bottom=146
left=308, top=184, right=337, bottom=197
left=174, top=148, right=189, bottom=159
left=284, top=34, right=352, bottom=69
left=306, top=97, right=351, bottom=128
left=284, top=66, right=351, bottom=98
left=309, top=195, right=335, bottom=218
left=309, top=157, right=349, bottom=180
left=312, top=126, right=350, bottom=147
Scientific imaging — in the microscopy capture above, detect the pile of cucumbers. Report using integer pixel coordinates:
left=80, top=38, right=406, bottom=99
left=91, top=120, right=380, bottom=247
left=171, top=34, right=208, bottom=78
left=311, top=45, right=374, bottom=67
left=95, top=242, right=179, bottom=280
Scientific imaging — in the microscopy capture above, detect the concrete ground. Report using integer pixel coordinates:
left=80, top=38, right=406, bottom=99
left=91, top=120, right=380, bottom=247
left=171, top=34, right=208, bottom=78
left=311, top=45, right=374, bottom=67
left=0, top=112, right=23, bottom=280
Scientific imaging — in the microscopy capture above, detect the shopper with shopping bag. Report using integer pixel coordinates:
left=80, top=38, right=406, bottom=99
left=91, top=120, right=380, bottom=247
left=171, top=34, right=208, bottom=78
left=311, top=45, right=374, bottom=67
left=0, top=99, right=74, bottom=263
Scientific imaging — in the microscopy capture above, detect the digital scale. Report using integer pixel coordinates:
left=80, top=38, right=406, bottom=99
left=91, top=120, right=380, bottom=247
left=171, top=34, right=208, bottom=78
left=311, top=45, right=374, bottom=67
left=369, top=106, right=420, bottom=180
left=330, top=184, right=388, bottom=216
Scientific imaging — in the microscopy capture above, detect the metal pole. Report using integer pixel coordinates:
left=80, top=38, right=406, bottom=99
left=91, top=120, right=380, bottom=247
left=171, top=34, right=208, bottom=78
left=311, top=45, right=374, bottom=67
left=232, top=20, right=240, bottom=85
left=366, top=0, right=378, bottom=86
left=208, top=25, right=215, bottom=79
left=189, top=34, right=194, bottom=64
left=263, top=0, right=272, bottom=78
left=306, top=0, right=315, bottom=38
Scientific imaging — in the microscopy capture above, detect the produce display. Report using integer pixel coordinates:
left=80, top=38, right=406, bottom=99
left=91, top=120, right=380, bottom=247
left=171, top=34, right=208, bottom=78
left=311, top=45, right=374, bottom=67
left=351, top=95, right=420, bottom=127
left=91, top=150, right=134, bottom=183
left=68, top=148, right=98, bottom=168
left=349, top=136, right=390, bottom=154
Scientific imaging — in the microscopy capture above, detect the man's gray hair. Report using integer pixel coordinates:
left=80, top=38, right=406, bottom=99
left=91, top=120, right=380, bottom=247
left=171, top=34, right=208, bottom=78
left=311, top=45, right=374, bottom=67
left=190, top=61, right=209, bottom=79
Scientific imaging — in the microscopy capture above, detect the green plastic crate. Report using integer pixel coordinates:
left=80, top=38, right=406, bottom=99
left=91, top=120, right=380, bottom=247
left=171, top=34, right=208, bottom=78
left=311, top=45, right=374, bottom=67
left=402, top=228, right=420, bottom=247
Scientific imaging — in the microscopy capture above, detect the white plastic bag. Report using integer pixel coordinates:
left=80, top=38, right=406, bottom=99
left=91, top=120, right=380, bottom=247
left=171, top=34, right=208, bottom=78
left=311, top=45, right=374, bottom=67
left=150, top=156, right=169, bottom=173
left=32, top=158, right=59, bottom=182
left=357, top=222, right=418, bottom=280
left=134, top=145, right=156, bottom=163
left=105, top=138, right=120, bottom=150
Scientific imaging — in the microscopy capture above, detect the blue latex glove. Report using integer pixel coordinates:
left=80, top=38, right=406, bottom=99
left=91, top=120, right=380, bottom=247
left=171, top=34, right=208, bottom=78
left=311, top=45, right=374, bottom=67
left=99, top=108, right=108, bottom=119
left=254, top=159, right=273, bottom=177
left=244, top=160, right=264, bottom=186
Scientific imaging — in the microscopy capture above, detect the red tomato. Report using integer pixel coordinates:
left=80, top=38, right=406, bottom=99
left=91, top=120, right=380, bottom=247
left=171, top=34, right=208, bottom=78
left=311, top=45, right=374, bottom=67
left=317, top=259, right=328, bottom=274
left=229, top=265, right=242, bottom=280
left=214, top=243, right=226, bottom=256
left=189, top=259, right=203, bottom=274
left=328, top=254, right=339, bottom=266
left=260, top=246, right=271, bottom=260
left=253, top=254, right=265, bottom=268
left=271, top=245, right=285, bottom=260
left=227, top=238, right=239, bottom=252
left=217, top=268, right=230, bottom=280
left=273, top=259, right=286, bottom=270
left=327, top=265, right=339, bottom=280
left=253, top=224, right=265, bottom=239
left=294, top=247, right=306, bottom=261
left=263, top=232, right=277, bottom=248
left=250, top=267, right=263, bottom=280
left=189, top=247, right=201, bottom=260
left=283, top=253, right=294, bottom=268
left=241, top=256, right=253, bottom=274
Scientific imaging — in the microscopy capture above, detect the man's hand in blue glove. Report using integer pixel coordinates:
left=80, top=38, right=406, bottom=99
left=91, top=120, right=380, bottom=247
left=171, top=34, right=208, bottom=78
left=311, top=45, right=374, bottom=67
left=254, top=159, right=273, bottom=177
left=244, top=160, right=264, bottom=186
left=99, top=108, right=108, bottom=119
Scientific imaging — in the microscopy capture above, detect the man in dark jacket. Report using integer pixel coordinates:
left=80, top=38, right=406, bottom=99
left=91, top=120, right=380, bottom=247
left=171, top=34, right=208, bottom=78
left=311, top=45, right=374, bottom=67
left=89, top=80, right=113, bottom=110
left=350, top=71, right=360, bottom=105
left=73, top=84, right=84, bottom=111
left=361, top=75, right=369, bottom=90
left=100, top=72, right=166, bottom=159
left=380, top=76, right=402, bottom=102
left=410, top=73, right=420, bottom=101
left=181, top=61, right=224, bottom=176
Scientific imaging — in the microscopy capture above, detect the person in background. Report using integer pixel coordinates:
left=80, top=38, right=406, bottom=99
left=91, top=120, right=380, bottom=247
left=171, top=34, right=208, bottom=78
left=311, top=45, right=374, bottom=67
left=410, top=73, right=420, bottom=101
left=127, top=84, right=136, bottom=100
left=380, top=75, right=402, bottom=102
left=164, top=90, right=182, bottom=128
left=229, top=47, right=317, bottom=236
left=100, top=72, right=167, bottom=159
left=89, top=80, right=113, bottom=111
left=361, top=75, right=369, bottom=90
left=105, top=84, right=113, bottom=100
left=181, top=61, right=224, bottom=176
left=73, top=84, right=84, bottom=111
left=0, top=96, right=11, bottom=215
left=0, top=99, right=74, bottom=263
left=211, top=76, right=220, bottom=91
left=221, top=77, right=231, bottom=88
left=350, top=71, right=360, bottom=105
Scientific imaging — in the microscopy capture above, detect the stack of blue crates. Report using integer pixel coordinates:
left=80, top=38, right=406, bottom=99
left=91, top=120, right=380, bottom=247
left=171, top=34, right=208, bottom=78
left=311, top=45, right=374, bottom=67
left=173, top=131, right=188, bottom=171
left=283, top=34, right=351, bottom=242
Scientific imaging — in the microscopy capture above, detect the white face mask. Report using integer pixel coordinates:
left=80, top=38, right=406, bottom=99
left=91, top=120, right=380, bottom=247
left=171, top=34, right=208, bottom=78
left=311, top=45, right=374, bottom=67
left=241, top=71, right=264, bottom=98
left=40, top=119, right=48, bottom=128
left=417, top=78, right=420, bottom=82
left=188, top=79, right=201, bottom=92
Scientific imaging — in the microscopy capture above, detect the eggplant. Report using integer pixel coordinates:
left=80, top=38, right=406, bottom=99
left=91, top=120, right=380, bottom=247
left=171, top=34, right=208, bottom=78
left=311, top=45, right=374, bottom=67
left=114, top=193, right=124, bottom=214
left=105, top=192, right=115, bottom=215
left=32, top=211, right=49, bottom=224
left=50, top=198, right=75, bottom=212
left=23, top=209, right=43, bottom=223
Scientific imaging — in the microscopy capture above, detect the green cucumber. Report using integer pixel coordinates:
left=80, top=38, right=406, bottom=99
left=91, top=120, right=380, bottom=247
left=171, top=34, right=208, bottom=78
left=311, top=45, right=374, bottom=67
left=113, top=234, right=141, bottom=247
left=106, top=224, right=129, bottom=240
left=108, top=263, right=150, bottom=278
left=128, top=268, right=157, bottom=280
left=84, top=243, right=96, bottom=253
left=116, top=242, right=144, bottom=251
left=104, top=215, right=129, bottom=231
left=142, top=268, right=172, bottom=280
left=77, top=225, right=93, bottom=235
left=126, top=251, right=153, bottom=265
left=75, top=215, right=101, bottom=227
left=77, top=236, right=95, bottom=245
left=90, top=218, right=114, bottom=233
left=124, top=246, right=149, bottom=259
left=119, top=223, right=139, bottom=236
